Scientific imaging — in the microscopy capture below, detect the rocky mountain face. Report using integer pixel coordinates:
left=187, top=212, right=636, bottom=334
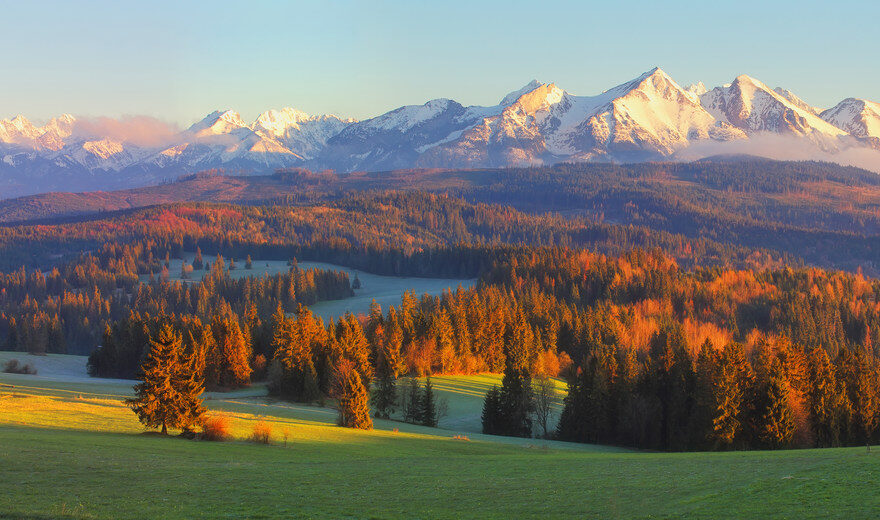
left=2, top=68, right=879, bottom=197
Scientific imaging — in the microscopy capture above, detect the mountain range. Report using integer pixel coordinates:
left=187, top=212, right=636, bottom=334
left=2, top=67, right=879, bottom=198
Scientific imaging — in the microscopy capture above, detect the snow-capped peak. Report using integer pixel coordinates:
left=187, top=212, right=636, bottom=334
left=188, top=110, right=247, bottom=136
left=3, top=68, right=880, bottom=200
left=254, top=107, right=313, bottom=135
left=685, top=82, right=708, bottom=97
left=820, top=97, right=880, bottom=140
left=701, top=74, right=847, bottom=137
left=773, top=87, right=818, bottom=115
left=499, top=80, right=544, bottom=107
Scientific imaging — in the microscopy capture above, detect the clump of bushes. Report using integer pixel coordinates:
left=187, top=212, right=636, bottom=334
left=250, top=420, right=272, bottom=444
left=2, top=359, right=36, bottom=375
left=200, top=414, right=231, bottom=441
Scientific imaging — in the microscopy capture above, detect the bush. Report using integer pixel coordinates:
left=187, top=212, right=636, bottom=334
left=200, top=415, right=231, bottom=441
left=250, top=420, right=272, bottom=444
left=251, top=354, right=268, bottom=381
left=2, top=359, right=36, bottom=375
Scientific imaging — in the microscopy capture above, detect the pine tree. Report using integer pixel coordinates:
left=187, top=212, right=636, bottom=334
left=485, top=329, right=534, bottom=437
left=125, top=323, right=205, bottom=434
left=333, top=359, right=372, bottom=430
left=245, top=255, right=253, bottom=270
left=808, top=348, right=850, bottom=447
left=269, top=306, right=320, bottom=402
left=481, top=386, right=503, bottom=434
left=849, top=351, right=880, bottom=448
left=208, top=310, right=252, bottom=388
left=421, top=376, right=438, bottom=427
left=403, top=377, right=423, bottom=424
left=760, top=359, right=796, bottom=449
left=192, top=247, right=204, bottom=270
left=372, top=323, right=401, bottom=419
left=697, top=341, right=752, bottom=448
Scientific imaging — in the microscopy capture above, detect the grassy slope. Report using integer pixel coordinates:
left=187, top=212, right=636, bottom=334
left=153, top=256, right=475, bottom=321
left=2, top=369, right=880, bottom=518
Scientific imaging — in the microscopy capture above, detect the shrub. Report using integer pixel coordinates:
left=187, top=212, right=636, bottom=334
left=251, top=354, right=268, bottom=381
left=250, top=420, right=272, bottom=444
left=200, top=414, right=231, bottom=441
left=2, top=359, right=37, bottom=375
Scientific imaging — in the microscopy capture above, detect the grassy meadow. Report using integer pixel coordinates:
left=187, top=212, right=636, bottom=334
left=147, top=256, right=475, bottom=321
left=2, top=356, right=879, bottom=519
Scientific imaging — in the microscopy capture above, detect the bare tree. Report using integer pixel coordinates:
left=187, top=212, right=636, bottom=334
left=533, top=375, right=555, bottom=438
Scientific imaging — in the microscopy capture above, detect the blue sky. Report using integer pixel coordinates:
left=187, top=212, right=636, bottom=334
left=2, top=0, right=879, bottom=126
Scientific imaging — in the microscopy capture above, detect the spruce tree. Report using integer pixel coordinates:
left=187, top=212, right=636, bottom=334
left=421, top=376, right=438, bottom=427
left=808, top=348, right=850, bottom=447
left=760, top=359, right=796, bottom=449
left=126, top=323, right=205, bottom=434
left=333, top=359, right=372, bottom=430
left=192, top=247, right=203, bottom=270
left=208, top=310, right=252, bottom=388
left=403, top=377, right=423, bottom=424
left=481, top=386, right=503, bottom=434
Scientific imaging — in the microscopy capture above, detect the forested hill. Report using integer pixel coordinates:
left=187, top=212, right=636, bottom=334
left=3, top=158, right=880, bottom=272
left=0, top=192, right=784, bottom=273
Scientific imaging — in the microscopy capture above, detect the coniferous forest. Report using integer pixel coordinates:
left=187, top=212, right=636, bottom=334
left=2, top=183, right=880, bottom=450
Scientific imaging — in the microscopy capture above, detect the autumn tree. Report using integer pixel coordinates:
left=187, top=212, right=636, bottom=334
left=126, top=322, right=205, bottom=434
left=696, top=341, right=753, bottom=449
left=208, top=309, right=252, bottom=388
left=760, top=359, right=796, bottom=449
left=269, top=306, right=320, bottom=402
left=807, top=348, right=850, bottom=447
left=373, top=317, right=405, bottom=418
left=483, top=317, right=534, bottom=437
left=333, top=359, right=372, bottom=429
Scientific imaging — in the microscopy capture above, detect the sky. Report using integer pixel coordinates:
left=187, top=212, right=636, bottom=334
left=2, top=0, right=879, bottom=127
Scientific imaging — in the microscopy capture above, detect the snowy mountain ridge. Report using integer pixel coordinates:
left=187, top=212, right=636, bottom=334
left=2, top=67, right=880, bottom=197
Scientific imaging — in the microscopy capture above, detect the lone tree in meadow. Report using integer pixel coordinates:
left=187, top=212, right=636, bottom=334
left=421, top=376, right=438, bottom=427
left=333, top=359, right=373, bottom=429
left=126, top=322, right=205, bottom=434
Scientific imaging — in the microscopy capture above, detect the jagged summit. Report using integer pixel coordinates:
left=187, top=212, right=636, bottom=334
left=499, top=80, right=544, bottom=106
left=821, top=97, right=880, bottom=142
left=2, top=67, right=879, bottom=198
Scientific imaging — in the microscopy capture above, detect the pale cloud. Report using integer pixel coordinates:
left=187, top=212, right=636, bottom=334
left=72, top=116, right=180, bottom=147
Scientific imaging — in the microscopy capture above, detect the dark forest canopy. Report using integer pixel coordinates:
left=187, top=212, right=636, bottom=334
left=2, top=158, right=880, bottom=272
left=0, top=191, right=793, bottom=273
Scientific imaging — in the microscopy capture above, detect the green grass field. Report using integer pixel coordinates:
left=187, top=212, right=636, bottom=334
left=2, top=356, right=880, bottom=519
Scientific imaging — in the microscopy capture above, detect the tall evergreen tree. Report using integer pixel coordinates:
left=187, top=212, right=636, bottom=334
left=760, top=359, right=796, bottom=449
left=333, top=359, right=372, bottom=430
left=421, top=376, right=438, bottom=427
left=807, top=348, right=850, bottom=447
left=208, top=310, right=252, bottom=388
left=125, top=323, right=205, bottom=434
left=403, top=377, right=423, bottom=424
left=372, top=320, right=405, bottom=419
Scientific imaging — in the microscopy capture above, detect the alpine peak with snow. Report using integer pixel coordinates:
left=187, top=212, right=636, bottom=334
left=2, top=67, right=879, bottom=197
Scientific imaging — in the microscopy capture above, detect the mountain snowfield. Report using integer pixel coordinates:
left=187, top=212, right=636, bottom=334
left=2, top=67, right=880, bottom=197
